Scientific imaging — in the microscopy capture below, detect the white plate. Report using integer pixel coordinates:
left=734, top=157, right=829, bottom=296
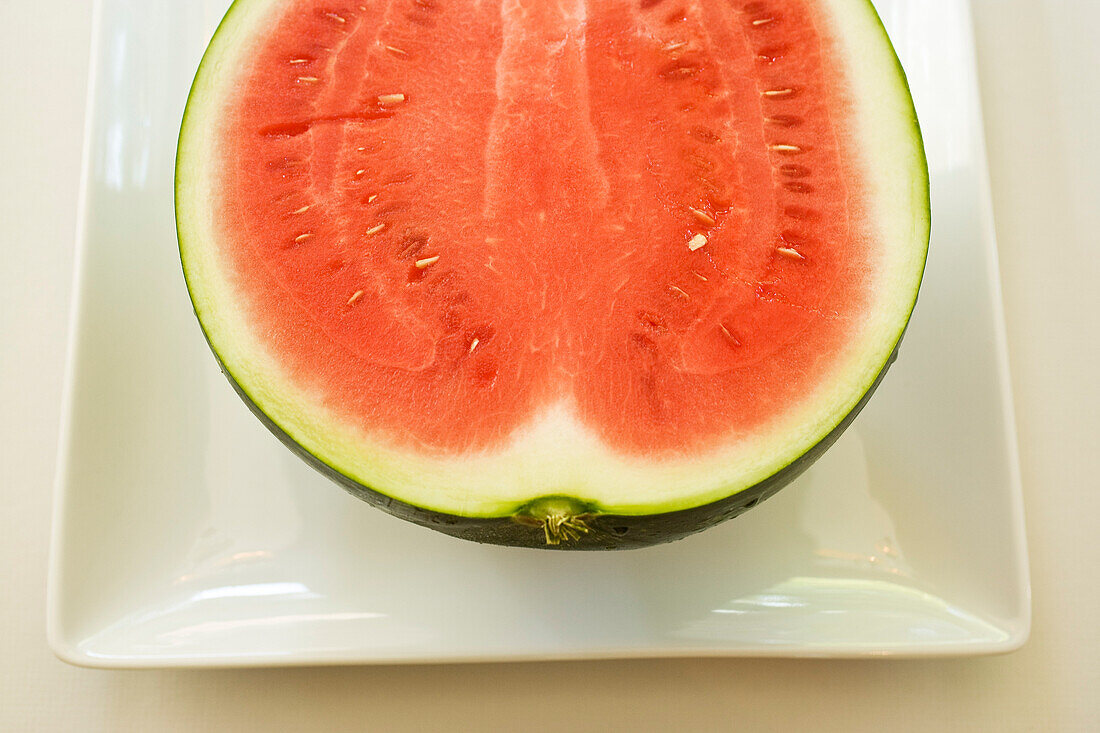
left=48, top=0, right=1029, bottom=667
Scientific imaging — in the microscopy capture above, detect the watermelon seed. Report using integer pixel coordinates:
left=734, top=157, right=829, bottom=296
left=783, top=181, right=814, bottom=193
left=688, top=234, right=707, bottom=251
left=689, top=126, right=722, bottom=144
left=659, top=60, right=700, bottom=79
left=779, top=163, right=810, bottom=178
left=354, top=169, right=366, bottom=177
left=297, top=76, right=320, bottom=84
left=415, top=255, right=440, bottom=269
left=399, top=235, right=427, bottom=259
left=294, top=233, right=313, bottom=243
left=663, top=41, right=688, bottom=52
left=366, top=223, right=385, bottom=235
left=378, top=93, right=406, bottom=107
left=288, top=59, right=310, bottom=65
left=469, top=338, right=480, bottom=353
left=347, top=290, right=364, bottom=306
left=385, top=45, right=408, bottom=57
left=784, top=204, right=818, bottom=220
left=689, top=207, right=716, bottom=226
left=752, top=17, right=775, bottom=26
left=719, top=324, right=742, bottom=347
left=639, top=311, right=667, bottom=332
left=765, top=114, right=802, bottom=127
left=292, top=205, right=310, bottom=214
left=769, top=143, right=802, bottom=153
left=367, top=194, right=378, bottom=202
left=756, top=46, right=787, bottom=63
left=762, top=88, right=795, bottom=97
left=779, top=229, right=808, bottom=246
left=688, top=156, right=715, bottom=172
left=631, top=332, right=658, bottom=352
left=693, top=271, right=708, bottom=281
left=325, top=12, right=346, bottom=23
left=776, top=246, right=805, bottom=260
left=669, top=285, right=690, bottom=300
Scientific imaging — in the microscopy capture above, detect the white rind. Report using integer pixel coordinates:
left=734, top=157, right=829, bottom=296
left=177, top=0, right=928, bottom=517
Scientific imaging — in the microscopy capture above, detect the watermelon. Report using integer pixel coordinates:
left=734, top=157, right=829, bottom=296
left=176, top=0, right=928, bottom=548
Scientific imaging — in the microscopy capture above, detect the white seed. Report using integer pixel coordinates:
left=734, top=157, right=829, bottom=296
left=688, top=234, right=707, bottom=251
left=693, top=271, right=708, bottom=281
left=355, top=169, right=366, bottom=177
left=669, top=285, right=690, bottom=300
left=289, top=58, right=310, bottom=65
left=763, top=88, right=794, bottom=97
left=719, top=324, right=741, bottom=345
left=294, top=233, right=313, bottom=243
left=325, top=12, right=346, bottom=22
left=378, top=93, right=406, bottom=106
left=292, top=205, right=310, bottom=214
left=366, top=223, right=385, bottom=235
left=367, top=194, right=378, bottom=203
left=385, top=45, right=408, bottom=56
left=776, top=246, right=805, bottom=260
left=752, top=18, right=775, bottom=26
left=689, top=207, right=716, bottom=226
left=770, top=144, right=801, bottom=152
left=347, top=290, right=364, bottom=305
left=415, top=255, right=440, bottom=269
left=664, top=41, right=688, bottom=52
left=297, top=76, right=319, bottom=84
left=469, top=338, right=480, bottom=353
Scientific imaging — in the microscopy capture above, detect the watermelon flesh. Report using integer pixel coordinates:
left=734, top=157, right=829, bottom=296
left=178, top=0, right=928, bottom=541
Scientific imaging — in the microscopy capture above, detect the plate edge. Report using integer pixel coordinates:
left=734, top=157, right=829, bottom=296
left=953, top=0, right=1033, bottom=641
left=46, top=0, right=108, bottom=665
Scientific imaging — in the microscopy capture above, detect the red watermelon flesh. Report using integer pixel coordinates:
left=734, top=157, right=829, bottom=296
left=219, top=0, right=868, bottom=455
left=178, top=0, right=928, bottom=539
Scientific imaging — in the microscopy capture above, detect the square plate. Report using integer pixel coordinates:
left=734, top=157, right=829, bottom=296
left=48, top=0, right=1029, bottom=667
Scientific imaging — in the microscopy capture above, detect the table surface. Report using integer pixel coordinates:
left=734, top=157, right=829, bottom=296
left=3, top=1, right=1097, bottom=730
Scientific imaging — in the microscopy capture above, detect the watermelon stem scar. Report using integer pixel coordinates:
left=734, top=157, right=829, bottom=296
left=513, top=497, right=596, bottom=546
left=176, top=0, right=929, bottom=549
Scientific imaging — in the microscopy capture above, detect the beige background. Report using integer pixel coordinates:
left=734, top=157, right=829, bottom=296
left=3, top=1, right=1097, bottom=730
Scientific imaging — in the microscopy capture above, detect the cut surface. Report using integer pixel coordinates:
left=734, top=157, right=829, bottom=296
left=178, top=0, right=928, bottom=517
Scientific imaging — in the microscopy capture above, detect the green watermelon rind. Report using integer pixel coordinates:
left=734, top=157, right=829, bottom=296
left=176, top=0, right=929, bottom=548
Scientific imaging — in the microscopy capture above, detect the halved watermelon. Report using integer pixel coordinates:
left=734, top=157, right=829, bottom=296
left=176, top=0, right=928, bottom=548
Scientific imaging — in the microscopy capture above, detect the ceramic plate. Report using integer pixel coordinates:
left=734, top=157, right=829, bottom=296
left=48, top=0, right=1029, bottom=667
